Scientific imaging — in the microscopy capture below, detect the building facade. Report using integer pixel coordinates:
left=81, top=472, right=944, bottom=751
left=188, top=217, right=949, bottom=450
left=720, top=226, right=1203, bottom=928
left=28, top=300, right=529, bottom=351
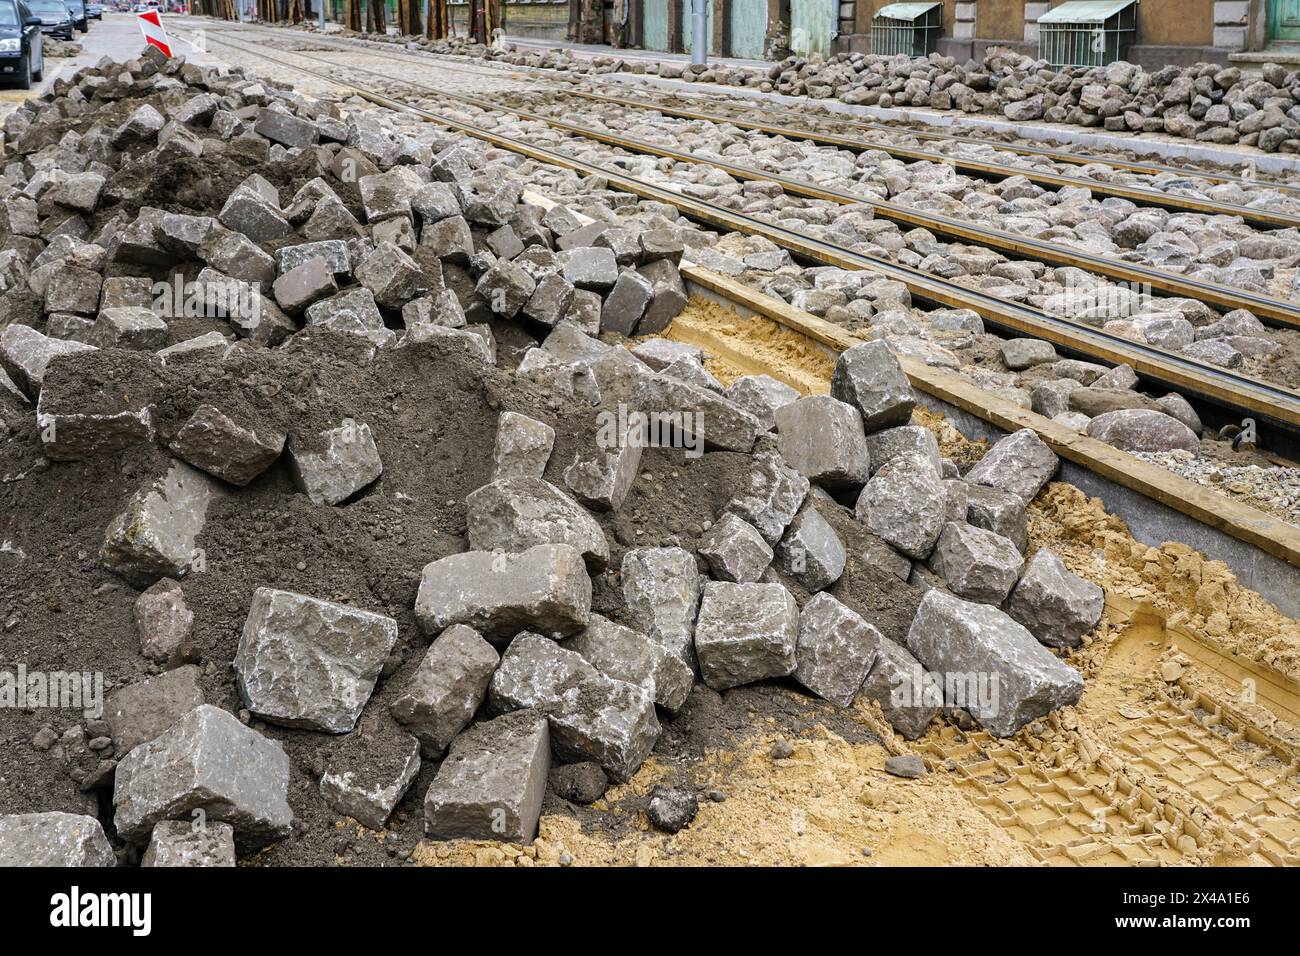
left=546, top=0, right=1300, bottom=67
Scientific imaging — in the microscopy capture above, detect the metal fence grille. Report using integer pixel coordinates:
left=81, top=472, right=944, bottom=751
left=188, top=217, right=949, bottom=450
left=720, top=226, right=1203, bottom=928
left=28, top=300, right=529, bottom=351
left=1038, top=1, right=1137, bottom=69
left=871, top=3, right=942, bottom=58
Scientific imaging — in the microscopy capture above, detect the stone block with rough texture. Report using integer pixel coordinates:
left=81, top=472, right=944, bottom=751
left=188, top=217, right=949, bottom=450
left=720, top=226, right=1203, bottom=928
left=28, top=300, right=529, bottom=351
left=423, top=710, right=550, bottom=844
left=105, top=665, right=205, bottom=758
left=490, top=635, right=660, bottom=782
left=698, top=513, right=773, bottom=584
left=492, top=411, right=555, bottom=481
left=565, top=613, right=694, bottom=712
left=694, top=581, right=800, bottom=691
left=101, top=460, right=221, bottom=587
left=774, top=395, right=871, bottom=488
left=857, top=638, right=940, bottom=740
left=465, top=477, right=610, bottom=571
left=142, top=820, right=236, bottom=867
left=167, top=404, right=286, bottom=487
left=1006, top=548, right=1104, bottom=649
left=134, top=578, right=193, bottom=665
left=234, top=588, right=398, bottom=733
left=906, top=590, right=1083, bottom=737
left=725, top=449, right=810, bottom=546
left=287, top=419, right=383, bottom=506
left=113, top=704, right=293, bottom=848
left=415, top=544, right=592, bottom=642
left=320, top=732, right=421, bottom=830
left=830, top=340, right=915, bottom=432
left=621, top=547, right=701, bottom=667
left=774, top=503, right=847, bottom=592
left=0, top=812, right=116, bottom=867
left=855, top=452, right=946, bottom=560
left=794, top=592, right=883, bottom=707
left=928, top=522, right=1025, bottom=605
left=390, top=624, right=500, bottom=756
left=963, top=428, right=1058, bottom=505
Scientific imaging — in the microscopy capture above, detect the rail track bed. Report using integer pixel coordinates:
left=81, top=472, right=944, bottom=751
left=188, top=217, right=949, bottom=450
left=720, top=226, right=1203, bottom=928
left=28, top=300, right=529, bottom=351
left=255, top=23, right=1300, bottom=195
left=179, top=25, right=1300, bottom=462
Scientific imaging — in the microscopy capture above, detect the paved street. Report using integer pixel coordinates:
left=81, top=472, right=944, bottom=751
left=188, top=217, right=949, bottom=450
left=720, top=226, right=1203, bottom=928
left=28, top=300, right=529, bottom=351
left=0, top=11, right=218, bottom=104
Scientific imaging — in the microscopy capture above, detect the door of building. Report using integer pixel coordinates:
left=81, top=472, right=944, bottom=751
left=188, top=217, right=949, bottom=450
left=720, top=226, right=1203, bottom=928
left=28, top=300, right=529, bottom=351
left=790, top=0, right=834, bottom=58
left=1270, top=0, right=1300, bottom=42
left=729, top=0, right=767, bottom=58
left=642, top=0, right=669, bottom=49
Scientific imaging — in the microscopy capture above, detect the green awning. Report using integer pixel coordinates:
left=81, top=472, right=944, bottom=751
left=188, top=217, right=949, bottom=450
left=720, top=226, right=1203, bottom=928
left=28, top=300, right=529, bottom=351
left=1038, top=0, right=1135, bottom=24
left=875, top=2, right=941, bottom=21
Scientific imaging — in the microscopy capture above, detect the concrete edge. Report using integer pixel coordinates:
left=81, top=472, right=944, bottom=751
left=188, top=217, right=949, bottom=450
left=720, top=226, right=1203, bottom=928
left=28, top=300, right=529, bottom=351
left=926, top=396, right=1300, bottom=621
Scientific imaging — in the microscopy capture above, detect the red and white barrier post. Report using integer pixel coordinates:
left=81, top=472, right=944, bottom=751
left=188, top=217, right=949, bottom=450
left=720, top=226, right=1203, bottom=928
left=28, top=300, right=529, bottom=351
left=136, top=10, right=172, bottom=58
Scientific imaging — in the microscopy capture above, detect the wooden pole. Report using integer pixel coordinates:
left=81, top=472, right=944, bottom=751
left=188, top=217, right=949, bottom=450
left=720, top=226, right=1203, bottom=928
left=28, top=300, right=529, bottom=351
left=397, top=0, right=420, bottom=34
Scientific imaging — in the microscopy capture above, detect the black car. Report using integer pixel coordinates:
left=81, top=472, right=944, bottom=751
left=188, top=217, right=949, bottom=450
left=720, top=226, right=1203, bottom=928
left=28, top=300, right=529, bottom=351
left=26, top=0, right=72, bottom=38
left=0, top=0, right=43, bottom=88
left=63, top=0, right=85, bottom=30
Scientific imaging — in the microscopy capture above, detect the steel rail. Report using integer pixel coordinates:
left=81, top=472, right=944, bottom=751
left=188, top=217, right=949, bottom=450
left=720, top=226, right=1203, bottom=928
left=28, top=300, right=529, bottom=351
left=184, top=29, right=1300, bottom=448
left=587, top=86, right=1300, bottom=198
left=204, top=21, right=1300, bottom=198
left=548, top=86, right=1300, bottom=231
left=215, top=37, right=1300, bottom=331
left=673, top=266, right=1300, bottom=570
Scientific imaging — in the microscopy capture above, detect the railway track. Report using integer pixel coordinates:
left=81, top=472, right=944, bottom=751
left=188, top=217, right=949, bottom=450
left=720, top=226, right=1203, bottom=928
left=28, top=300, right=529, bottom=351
left=589, top=82, right=1300, bottom=198
left=549, top=86, right=1300, bottom=229
left=476, top=88, right=1300, bottom=328
left=178, top=26, right=1300, bottom=458
left=204, top=27, right=1300, bottom=332
left=246, top=23, right=1300, bottom=198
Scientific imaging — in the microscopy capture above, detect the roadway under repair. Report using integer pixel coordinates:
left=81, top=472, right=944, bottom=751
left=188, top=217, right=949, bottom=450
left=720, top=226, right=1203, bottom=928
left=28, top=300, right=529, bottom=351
left=0, top=18, right=1297, bottom=869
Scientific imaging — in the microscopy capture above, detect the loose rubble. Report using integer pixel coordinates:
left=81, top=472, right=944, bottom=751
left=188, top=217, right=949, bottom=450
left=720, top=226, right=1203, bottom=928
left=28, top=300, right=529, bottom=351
left=0, top=45, right=1122, bottom=868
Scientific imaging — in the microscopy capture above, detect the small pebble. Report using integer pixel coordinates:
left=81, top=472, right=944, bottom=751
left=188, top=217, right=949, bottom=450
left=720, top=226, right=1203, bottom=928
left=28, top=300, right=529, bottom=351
left=769, top=739, right=794, bottom=759
left=646, top=786, right=699, bottom=833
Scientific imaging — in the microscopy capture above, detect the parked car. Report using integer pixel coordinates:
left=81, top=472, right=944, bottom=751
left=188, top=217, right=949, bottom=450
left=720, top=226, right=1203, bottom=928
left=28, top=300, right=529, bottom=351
left=26, top=0, right=72, bottom=39
left=63, top=0, right=86, bottom=31
left=0, top=0, right=44, bottom=89
left=86, top=0, right=101, bottom=16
